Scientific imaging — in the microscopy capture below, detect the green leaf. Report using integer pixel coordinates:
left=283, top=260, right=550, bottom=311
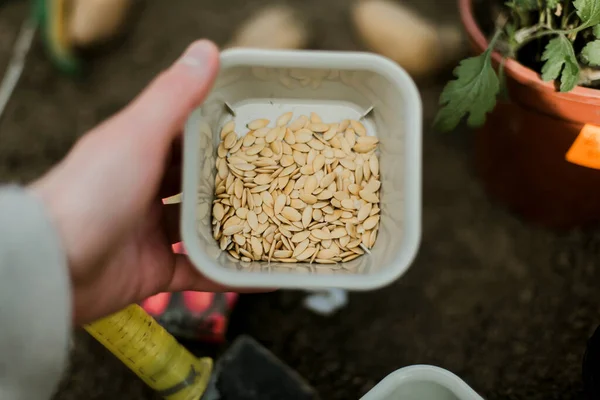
left=574, top=0, right=600, bottom=29
left=594, top=24, right=600, bottom=38
left=546, top=0, right=560, bottom=9
left=434, top=48, right=499, bottom=132
left=582, top=40, right=600, bottom=66
left=541, top=35, right=580, bottom=92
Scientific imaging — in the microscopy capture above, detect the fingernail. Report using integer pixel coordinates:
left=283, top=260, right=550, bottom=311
left=177, top=40, right=215, bottom=75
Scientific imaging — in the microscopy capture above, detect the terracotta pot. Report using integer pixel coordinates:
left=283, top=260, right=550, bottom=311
left=459, top=0, right=600, bottom=229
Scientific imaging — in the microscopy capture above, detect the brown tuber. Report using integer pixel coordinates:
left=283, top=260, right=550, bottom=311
left=69, top=0, right=132, bottom=47
left=224, top=5, right=309, bottom=50
left=351, top=0, right=465, bottom=79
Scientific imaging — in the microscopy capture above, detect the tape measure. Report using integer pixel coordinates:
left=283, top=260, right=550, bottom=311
left=84, top=304, right=212, bottom=400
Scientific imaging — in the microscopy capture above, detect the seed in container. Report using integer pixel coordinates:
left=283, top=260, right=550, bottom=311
left=211, top=112, right=381, bottom=264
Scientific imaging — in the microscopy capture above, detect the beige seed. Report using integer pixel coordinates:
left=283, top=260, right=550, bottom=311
left=331, top=227, right=347, bottom=239
left=295, top=129, right=313, bottom=143
left=260, top=148, right=274, bottom=157
left=278, top=165, right=295, bottom=177
left=236, top=207, right=249, bottom=219
left=290, top=199, right=305, bottom=209
left=313, top=154, right=326, bottom=172
left=304, top=175, right=318, bottom=194
left=280, top=155, right=294, bottom=167
left=320, top=173, right=336, bottom=189
left=293, top=151, right=307, bottom=165
left=289, top=116, right=307, bottom=131
left=293, top=143, right=311, bottom=153
left=213, top=203, right=225, bottom=221
left=292, top=231, right=311, bottom=243
left=345, top=130, right=357, bottom=147
left=302, top=206, right=313, bottom=228
left=317, top=249, right=337, bottom=259
left=363, top=215, right=379, bottom=230
left=234, top=234, right=246, bottom=246
left=300, top=165, right=314, bottom=175
left=254, top=174, right=272, bottom=185
left=310, top=112, right=322, bottom=123
left=350, top=120, right=367, bottom=136
left=223, top=225, right=244, bottom=236
left=247, top=211, right=259, bottom=231
left=369, top=154, right=379, bottom=176
left=357, top=203, right=372, bottom=222
left=308, top=138, right=325, bottom=150
left=341, top=198, right=355, bottom=209
left=234, top=163, right=256, bottom=171
left=342, top=253, right=361, bottom=262
left=310, top=123, right=329, bottom=132
left=296, top=246, right=317, bottom=261
left=339, top=235, right=351, bottom=248
left=317, top=190, right=334, bottom=200
left=248, top=119, right=269, bottom=130
left=221, top=120, right=236, bottom=138
left=311, top=209, right=322, bottom=222
left=274, top=194, right=287, bottom=214
left=353, top=142, right=377, bottom=153
left=282, top=206, right=302, bottom=222
left=357, top=136, right=379, bottom=145
left=230, top=138, right=244, bottom=154
left=348, top=184, right=361, bottom=195
left=359, top=190, right=379, bottom=203
left=284, top=128, right=296, bottom=144
left=217, top=142, right=228, bottom=158
left=299, top=193, right=318, bottom=205
left=266, top=128, right=279, bottom=143
left=274, top=250, right=293, bottom=258
left=292, top=239, right=310, bottom=258
left=323, top=127, right=337, bottom=141
left=258, top=212, right=269, bottom=224
left=364, top=179, right=381, bottom=193
left=312, top=228, right=331, bottom=241
left=277, top=112, right=293, bottom=126
left=339, top=158, right=356, bottom=170
left=253, top=128, right=269, bottom=139
left=334, top=191, right=349, bottom=201
left=223, top=131, right=238, bottom=149
left=251, top=237, right=264, bottom=257
left=243, top=133, right=256, bottom=147
left=338, top=119, right=350, bottom=132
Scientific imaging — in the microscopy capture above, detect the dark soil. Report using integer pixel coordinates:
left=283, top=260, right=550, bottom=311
left=0, top=0, right=598, bottom=400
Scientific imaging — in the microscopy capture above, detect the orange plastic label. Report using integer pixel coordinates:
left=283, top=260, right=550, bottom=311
left=566, top=124, right=600, bottom=170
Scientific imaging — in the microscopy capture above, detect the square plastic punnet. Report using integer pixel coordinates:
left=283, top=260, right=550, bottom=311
left=181, top=48, right=421, bottom=290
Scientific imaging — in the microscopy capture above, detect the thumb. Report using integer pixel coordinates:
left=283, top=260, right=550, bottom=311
left=107, top=40, right=220, bottom=145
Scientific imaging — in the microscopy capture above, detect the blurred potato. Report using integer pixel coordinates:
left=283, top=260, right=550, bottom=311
left=224, top=5, right=309, bottom=50
left=69, top=0, right=132, bottom=47
left=352, top=0, right=464, bottom=79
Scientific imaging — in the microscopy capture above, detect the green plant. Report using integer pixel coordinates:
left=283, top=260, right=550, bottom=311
left=435, top=0, right=600, bottom=132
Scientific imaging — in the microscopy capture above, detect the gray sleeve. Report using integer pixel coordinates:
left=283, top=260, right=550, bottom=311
left=0, top=186, right=72, bottom=400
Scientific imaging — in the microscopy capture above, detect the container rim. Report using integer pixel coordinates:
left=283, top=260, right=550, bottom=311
left=360, top=365, right=484, bottom=400
left=181, top=49, right=422, bottom=290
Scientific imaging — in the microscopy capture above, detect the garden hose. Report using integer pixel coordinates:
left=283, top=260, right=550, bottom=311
left=84, top=304, right=213, bottom=400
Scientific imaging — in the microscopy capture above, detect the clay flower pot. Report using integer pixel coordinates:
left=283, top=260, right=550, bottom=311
left=459, top=0, right=600, bottom=229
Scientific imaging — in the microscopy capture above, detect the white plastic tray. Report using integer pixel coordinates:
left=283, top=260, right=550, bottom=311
left=181, top=48, right=422, bottom=290
left=362, top=365, right=484, bottom=400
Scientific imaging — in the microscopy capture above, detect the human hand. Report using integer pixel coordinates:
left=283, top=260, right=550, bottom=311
left=30, top=40, right=230, bottom=325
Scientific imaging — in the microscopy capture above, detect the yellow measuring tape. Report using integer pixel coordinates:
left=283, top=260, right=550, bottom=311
left=84, top=304, right=212, bottom=400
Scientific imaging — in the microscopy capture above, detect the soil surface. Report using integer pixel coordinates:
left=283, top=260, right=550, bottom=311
left=0, top=1, right=598, bottom=399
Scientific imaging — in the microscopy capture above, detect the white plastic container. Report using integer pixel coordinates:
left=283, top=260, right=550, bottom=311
left=181, top=48, right=422, bottom=290
left=361, top=365, right=484, bottom=400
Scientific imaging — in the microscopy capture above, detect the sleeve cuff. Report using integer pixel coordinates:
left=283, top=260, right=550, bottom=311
left=0, top=185, right=72, bottom=400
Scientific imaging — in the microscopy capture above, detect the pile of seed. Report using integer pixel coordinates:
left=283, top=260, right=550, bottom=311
left=212, top=112, right=381, bottom=264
